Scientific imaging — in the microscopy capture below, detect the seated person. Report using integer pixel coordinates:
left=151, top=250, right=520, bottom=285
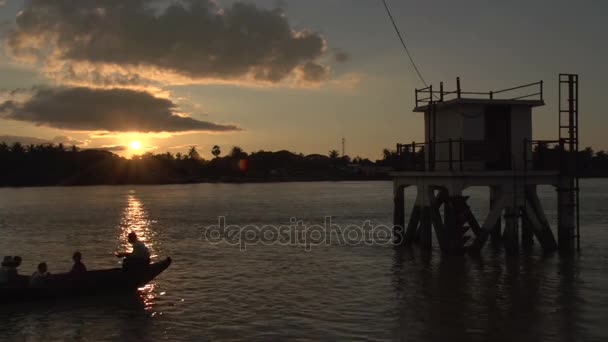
left=30, top=262, right=51, bottom=288
left=0, top=256, right=22, bottom=287
left=70, top=252, right=87, bottom=274
left=0, top=256, right=12, bottom=285
left=116, top=232, right=151, bottom=270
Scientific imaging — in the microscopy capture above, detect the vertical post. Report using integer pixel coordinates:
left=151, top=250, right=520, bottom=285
left=449, top=138, right=453, bottom=171
left=419, top=186, right=433, bottom=250
left=415, top=88, right=418, bottom=107
left=503, top=207, right=520, bottom=254
left=490, top=187, right=503, bottom=243
left=557, top=186, right=576, bottom=253
left=568, top=75, right=576, bottom=175
left=456, top=77, right=461, bottom=98
left=440, top=82, right=444, bottom=102
left=459, top=138, right=464, bottom=171
left=412, top=141, right=416, bottom=170
left=431, top=103, right=437, bottom=171
left=404, top=192, right=421, bottom=245
left=523, top=138, right=528, bottom=172
left=540, top=80, right=544, bottom=101
left=393, top=185, right=406, bottom=245
left=428, top=140, right=434, bottom=171
left=490, top=91, right=494, bottom=100
left=559, top=139, right=565, bottom=173
left=521, top=214, right=534, bottom=248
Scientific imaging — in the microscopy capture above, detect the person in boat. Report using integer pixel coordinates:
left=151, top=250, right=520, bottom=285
left=0, top=256, right=12, bottom=286
left=70, top=251, right=87, bottom=274
left=0, top=256, right=22, bottom=287
left=30, top=262, right=51, bottom=288
left=116, top=232, right=150, bottom=271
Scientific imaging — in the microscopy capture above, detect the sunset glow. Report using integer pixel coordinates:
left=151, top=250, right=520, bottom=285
left=130, top=140, right=142, bottom=150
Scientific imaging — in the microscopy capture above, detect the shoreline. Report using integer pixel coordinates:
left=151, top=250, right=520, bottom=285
left=0, top=176, right=393, bottom=189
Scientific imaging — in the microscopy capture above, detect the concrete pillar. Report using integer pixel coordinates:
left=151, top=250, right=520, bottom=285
left=557, top=186, right=576, bottom=253
left=525, top=187, right=558, bottom=253
left=503, top=207, right=520, bottom=254
left=419, top=186, right=433, bottom=250
left=420, top=206, right=433, bottom=249
left=521, top=215, right=534, bottom=248
left=490, top=187, right=503, bottom=243
left=393, top=185, right=405, bottom=245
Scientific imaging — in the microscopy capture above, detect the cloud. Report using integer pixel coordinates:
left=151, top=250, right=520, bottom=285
left=86, top=145, right=128, bottom=152
left=333, top=49, right=350, bottom=63
left=0, top=86, right=240, bottom=133
left=0, top=135, right=85, bottom=146
left=6, top=0, right=335, bottom=86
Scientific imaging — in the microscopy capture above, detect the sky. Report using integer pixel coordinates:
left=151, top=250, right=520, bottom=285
left=0, top=0, right=606, bottom=159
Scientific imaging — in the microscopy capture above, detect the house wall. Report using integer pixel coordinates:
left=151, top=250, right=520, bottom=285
left=510, top=105, right=533, bottom=170
left=430, top=104, right=485, bottom=171
left=424, top=103, right=533, bottom=171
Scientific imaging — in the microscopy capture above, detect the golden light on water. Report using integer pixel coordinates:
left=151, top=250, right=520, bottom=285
left=119, top=192, right=162, bottom=313
left=118, top=193, right=158, bottom=259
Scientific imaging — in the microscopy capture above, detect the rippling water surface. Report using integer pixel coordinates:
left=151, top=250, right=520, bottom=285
left=1, top=180, right=607, bottom=341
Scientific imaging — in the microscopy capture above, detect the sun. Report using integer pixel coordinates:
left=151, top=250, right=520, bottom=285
left=130, top=140, right=142, bottom=150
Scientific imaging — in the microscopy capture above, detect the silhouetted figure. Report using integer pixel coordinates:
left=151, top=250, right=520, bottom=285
left=0, top=256, right=22, bottom=287
left=30, top=262, right=50, bottom=288
left=0, top=256, right=12, bottom=285
left=71, top=251, right=87, bottom=274
left=116, top=232, right=150, bottom=271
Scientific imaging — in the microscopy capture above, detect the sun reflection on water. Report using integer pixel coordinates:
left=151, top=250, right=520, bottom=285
left=118, top=192, right=163, bottom=314
left=118, top=193, right=158, bottom=259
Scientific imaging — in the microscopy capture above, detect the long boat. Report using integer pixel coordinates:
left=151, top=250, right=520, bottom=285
left=0, top=257, right=171, bottom=303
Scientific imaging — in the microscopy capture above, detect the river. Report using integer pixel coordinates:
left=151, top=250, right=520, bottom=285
left=0, top=180, right=607, bottom=341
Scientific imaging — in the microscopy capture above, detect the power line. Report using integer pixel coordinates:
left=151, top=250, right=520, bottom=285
left=380, top=0, right=429, bottom=88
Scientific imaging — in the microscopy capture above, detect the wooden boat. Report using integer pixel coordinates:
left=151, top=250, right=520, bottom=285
left=0, top=257, right=171, bottom=303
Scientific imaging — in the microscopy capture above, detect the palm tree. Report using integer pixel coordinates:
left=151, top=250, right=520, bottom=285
left=328, top=150, right=340, bottom=160
left=212, top=145, right=221, bottom=158
left=230, top=146, right=246, bottom=158
left=188, top=146, right=201, bottom=160
left=11, top=142, right=24, bottom=154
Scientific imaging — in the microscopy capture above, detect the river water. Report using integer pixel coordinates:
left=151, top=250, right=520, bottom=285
left=0, top=180, right=607, bottom=341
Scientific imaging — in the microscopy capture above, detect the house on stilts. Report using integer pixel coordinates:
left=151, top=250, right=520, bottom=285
left=392, top=74, right=580, bottom=255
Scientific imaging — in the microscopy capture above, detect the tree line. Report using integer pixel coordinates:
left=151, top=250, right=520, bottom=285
left=0, top=142, right=384, bottom=186
left=1, top=141, right=607, bottom=187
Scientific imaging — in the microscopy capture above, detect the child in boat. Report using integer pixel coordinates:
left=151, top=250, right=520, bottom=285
left=70, top=252, right=87, bottom=273
left=30, top=262, right=50, bottom=288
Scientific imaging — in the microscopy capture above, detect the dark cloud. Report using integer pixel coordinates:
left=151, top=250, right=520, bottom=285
left=0, top=135, right=84, bottom=146
left=299, top=62, right=329, bottom=83
left=51, top=135, right=86, bottom=145
left=86, top=145, right=128, bottom=152
left=333, top=49, right=350, bottom=63
left=7, top=0, right=332, bottom=85
left=0, top=87, right=240, bottom=133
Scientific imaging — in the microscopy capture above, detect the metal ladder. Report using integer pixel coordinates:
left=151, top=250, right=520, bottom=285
left=559, top=74, right=581, bottom=251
